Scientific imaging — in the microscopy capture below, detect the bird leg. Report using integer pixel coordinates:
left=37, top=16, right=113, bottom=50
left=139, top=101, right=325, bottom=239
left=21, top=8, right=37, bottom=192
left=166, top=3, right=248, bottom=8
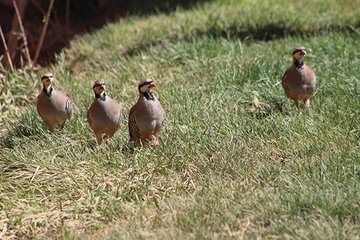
left=293, top=100, right=299, bottom=109
left=101, top=135, right=113, bottom=155
left=130, top=137, right=141, bottom=145
left=139, top=132, right=157, bottom=145
left=102, top=135, right=110, bottom=145
left=303, top=98, right=310, bottom=109
left=95, top=134, right=103, bottom=145
left=59, top=120, right=66, bottom=130
left=47, top=123, right=55, bottom=133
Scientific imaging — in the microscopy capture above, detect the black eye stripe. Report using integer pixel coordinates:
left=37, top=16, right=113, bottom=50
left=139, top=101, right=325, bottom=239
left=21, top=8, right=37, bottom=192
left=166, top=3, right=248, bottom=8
left=93, top=83, right=105, bottom=88
left=138, top=81, right=153, bottom=88
left=293, top=49, right=306, bottom=55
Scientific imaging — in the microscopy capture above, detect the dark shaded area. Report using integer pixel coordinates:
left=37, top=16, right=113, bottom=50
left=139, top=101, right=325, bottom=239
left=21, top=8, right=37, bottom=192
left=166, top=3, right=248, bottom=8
left=0, top=0, right=209, bottom=67
left=120, top=22, right=360, bottom=58
left=236, top=95, right=289, bottom=121
left=0, top=115, right=43, bottom=149
left=245, top=97, right=289, bottom=120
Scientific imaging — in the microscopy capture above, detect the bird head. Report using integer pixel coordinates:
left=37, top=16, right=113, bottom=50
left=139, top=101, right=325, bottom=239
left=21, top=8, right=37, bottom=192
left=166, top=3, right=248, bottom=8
left=138, top=79, right=156, bottom=93
left=41, top=72, right=54, bottom=87
left=292, top=46, right=307, bottom=61
left=93, top=80, right=106, bottom=95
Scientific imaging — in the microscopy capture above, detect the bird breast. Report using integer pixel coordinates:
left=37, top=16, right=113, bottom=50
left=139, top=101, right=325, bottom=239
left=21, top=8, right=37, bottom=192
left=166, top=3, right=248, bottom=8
left=288, top=66, right=316, bottom=89
left=37, top=90, right=69, bottom=116
left=135, top=97, right=165, bottom=129
left=90, top=98, right=121, bottom=126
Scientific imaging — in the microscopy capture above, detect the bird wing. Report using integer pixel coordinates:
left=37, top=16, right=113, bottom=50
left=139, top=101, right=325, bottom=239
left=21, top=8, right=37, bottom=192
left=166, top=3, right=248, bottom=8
left=58, top=89, right=73, bottom=118
left=65, top=99, right=72, bottom=118
left=57, top=88, right=71, bottom=98
left=116, top=104, right=122, bottom=126
left=128, top=104, right=141, bottom=140
left=281, top=68, right=289, bottom=84
left=36, top=101, right=43, bottom=120
left=111, top=99, right=122, bottom=126
left=36, top=92, right=46, bottom=120
left=281, top=68, right=291, bottom=96
left=87, top=106, right=92, bottom=127
left=303, top=65, right=316, bottom=85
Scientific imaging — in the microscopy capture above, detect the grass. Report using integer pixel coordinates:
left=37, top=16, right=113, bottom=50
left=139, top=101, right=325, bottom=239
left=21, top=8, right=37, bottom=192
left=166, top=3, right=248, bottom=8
left=1, top=0, right=360, bottom=238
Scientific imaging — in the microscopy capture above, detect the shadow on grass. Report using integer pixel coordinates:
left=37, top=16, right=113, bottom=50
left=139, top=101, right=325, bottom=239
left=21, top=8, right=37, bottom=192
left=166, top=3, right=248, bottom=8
left=0, top=112, right=84, bottom=149
left=0, top=112, right=46, bottom=149
left=121, top=22, right=360, bottom=57
left=0, top=110, right=124, bottom=151
left=244, top=96, right=290, bottom=120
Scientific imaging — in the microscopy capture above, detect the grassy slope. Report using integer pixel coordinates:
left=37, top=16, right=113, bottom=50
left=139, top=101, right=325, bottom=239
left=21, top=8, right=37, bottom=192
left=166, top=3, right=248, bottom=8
left=1, top=0, right=360, bottom=238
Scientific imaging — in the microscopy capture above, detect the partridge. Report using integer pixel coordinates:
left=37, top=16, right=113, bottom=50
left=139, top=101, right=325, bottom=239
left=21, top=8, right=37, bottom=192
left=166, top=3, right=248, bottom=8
left=87, top=80, right=122, bottom=145
left=128, top=79, right=165, bottom=145
left=282, top=46, right=316, bottom=109
left=37, top=72, right=72, bottom=132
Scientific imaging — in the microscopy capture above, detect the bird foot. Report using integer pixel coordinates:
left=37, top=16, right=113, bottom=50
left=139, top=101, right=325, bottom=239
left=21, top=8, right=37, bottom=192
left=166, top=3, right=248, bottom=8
left=150, top=136, right=160, bottom=147
left=293, top=100, right=299, bottom=109
left=303, top=99, right=310, bottom=109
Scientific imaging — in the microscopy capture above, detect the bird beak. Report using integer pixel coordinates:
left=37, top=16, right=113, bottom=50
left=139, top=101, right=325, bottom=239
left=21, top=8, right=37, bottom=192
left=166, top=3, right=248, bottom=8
left=301, top=50, right=307, bottom=56
left=149, top=82, right=156, bottom=88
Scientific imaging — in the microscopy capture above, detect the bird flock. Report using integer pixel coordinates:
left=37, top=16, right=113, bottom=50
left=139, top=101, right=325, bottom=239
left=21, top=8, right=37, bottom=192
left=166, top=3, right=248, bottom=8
left=36, top=46, right=316, bottom=147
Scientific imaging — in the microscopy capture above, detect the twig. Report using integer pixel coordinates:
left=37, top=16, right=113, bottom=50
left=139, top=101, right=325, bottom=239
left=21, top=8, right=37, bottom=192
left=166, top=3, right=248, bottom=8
left=30, top=0, right=66, bottom=43
left=12, top=0, right=32, bottom=67
left=0, top=26, right=14, bottom=72
left=32, top=0, right=55, bottom=68
left=1, top=0, right=28, bottom=70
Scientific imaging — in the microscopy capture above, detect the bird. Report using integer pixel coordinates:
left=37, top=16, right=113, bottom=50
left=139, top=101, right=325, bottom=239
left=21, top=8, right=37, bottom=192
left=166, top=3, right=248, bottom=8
left=36, top=72, right=72, bottom=132
left=128, top=79, right=165, bottom=146
left=87, top=80, right=122, bottom=145
left=282, top=46, right=316, bottom=109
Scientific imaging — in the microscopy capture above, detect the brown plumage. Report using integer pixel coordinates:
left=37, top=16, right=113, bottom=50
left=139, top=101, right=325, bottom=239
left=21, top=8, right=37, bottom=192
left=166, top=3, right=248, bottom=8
left=128, top=79, right=165, bottom=146
left=282, top=46, right=316, bottom=109
left=36, top=72, right=72, bottom=132
left=87, top=80, right=122, bottom=145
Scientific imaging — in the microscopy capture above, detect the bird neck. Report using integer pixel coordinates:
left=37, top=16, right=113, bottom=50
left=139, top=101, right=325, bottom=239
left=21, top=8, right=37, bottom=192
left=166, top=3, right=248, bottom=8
left=141, top=91, right=155, bottom=100
left=43, top=85, right=53, bottom=97
left=293, top=59, right=304, bottom=68
left=95, top=92, right=106, bottom=101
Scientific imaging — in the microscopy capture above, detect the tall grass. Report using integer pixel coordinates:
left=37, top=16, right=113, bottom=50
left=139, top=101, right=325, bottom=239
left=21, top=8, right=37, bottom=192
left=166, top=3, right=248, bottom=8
left=0, top=0, right=359, bottom=238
